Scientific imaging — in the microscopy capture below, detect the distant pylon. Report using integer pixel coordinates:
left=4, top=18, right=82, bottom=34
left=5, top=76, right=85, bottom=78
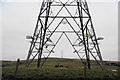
left=61, top=50, right=63, bottom=58
left=26, top=0, right=104, bottom=69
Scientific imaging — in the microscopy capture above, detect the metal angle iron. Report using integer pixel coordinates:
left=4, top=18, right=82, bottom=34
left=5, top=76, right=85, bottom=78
left=26, top=0, right=104, bottom=70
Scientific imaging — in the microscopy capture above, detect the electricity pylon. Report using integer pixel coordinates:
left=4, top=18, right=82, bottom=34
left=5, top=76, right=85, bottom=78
left=26, top=0, right=104, bottom=69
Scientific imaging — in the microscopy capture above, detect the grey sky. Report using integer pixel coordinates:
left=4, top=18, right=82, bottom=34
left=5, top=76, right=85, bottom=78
left=1, top=0, right=118, bottom=61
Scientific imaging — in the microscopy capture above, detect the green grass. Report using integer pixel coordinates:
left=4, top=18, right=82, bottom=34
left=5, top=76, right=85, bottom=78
left=2, top=58, right=120, bottom=80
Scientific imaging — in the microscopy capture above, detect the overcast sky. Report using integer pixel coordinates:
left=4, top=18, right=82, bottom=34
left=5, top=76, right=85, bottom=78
left=1, top=0, right=119, bottom=61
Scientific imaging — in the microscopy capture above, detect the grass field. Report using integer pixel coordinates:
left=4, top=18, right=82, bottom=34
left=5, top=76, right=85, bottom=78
left=1, top=58, right=120, bottom=80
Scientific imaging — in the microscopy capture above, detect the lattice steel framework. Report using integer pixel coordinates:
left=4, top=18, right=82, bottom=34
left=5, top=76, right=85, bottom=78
left=26, top=0, right=104, bottom=69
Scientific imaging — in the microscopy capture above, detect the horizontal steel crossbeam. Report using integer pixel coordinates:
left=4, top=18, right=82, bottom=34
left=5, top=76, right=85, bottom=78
left=40, top=16, right=89, bottom=18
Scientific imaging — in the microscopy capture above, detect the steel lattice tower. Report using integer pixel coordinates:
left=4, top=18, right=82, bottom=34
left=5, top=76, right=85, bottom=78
left=26, top=0, right=104, bottom=69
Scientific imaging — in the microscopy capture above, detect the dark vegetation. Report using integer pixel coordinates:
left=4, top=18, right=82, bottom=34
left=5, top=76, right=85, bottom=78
left=1, top=58, right=120, bottom=80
